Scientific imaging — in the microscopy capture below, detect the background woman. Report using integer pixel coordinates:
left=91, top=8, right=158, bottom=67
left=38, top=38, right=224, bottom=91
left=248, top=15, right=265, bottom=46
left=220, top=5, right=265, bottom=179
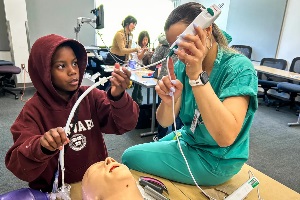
left=131, top=30, right=153, bottom=105
left=106, top=15, right=139, bottom=65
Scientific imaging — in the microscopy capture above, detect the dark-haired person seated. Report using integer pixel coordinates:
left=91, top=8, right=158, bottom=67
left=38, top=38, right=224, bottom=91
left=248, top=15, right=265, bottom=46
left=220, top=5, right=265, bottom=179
left=106, top=15, right=140, bottom=65
left=122, top=2, right=258, bottom=187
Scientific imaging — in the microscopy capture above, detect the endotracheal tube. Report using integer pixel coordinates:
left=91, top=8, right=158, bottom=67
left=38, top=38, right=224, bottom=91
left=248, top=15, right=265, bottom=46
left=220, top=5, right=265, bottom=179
left=54, top=76, right=111, bottom=200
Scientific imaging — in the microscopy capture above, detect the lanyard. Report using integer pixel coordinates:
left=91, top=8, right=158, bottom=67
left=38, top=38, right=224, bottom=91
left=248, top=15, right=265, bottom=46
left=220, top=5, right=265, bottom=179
left=190, top=97, right=203, bottom=133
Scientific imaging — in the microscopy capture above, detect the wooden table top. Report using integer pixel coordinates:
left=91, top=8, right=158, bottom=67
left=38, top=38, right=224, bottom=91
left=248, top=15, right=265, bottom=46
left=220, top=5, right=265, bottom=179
left=131, top=163, right=300, bottom=200
left=69, top=163, right=300, bottom=200
left=255, top=65, right=300, bottom=82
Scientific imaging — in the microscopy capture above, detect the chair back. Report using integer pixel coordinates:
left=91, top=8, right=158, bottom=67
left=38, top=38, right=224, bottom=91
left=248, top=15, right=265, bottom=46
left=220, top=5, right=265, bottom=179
left=290, top=57, right=300, bottom=73
left=231, top=45, right=252, bottom=59
left=289, top=57, right=300, bottom=84
left=0, top=60, right=14, bottom=66
left=258, top=58, right=287, bottom=82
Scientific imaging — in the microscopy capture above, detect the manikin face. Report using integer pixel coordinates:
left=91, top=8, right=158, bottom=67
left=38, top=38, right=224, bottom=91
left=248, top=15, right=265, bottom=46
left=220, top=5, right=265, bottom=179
left=51, top=46, right=79, bottom=100
left=82, top=157, right=143, bottom=200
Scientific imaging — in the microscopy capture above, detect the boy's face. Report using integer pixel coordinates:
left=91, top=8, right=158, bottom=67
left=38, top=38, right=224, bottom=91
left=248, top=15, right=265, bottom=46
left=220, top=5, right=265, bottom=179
left=51, top=46, right=79, bottom=99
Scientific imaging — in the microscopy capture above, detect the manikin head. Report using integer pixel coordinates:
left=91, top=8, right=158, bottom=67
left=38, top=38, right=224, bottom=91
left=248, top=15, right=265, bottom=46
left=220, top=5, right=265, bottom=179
left=82, top=157, right=143, bottom=200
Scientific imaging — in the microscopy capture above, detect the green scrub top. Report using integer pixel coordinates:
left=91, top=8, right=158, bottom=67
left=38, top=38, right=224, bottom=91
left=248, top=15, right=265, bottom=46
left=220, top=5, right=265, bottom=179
left=174, top=45, right=258, bottom=176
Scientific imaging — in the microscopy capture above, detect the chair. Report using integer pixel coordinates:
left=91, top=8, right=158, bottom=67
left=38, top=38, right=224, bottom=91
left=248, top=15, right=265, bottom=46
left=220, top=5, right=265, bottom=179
left=0, top=60, right=21, bottom=99
left=257, top=58, right=288, bottom=106
left=0, top=188, right=48, bottom=199
left=276, top=57, right=300, bottom=126
left=231, top=45, right=252, bottom=59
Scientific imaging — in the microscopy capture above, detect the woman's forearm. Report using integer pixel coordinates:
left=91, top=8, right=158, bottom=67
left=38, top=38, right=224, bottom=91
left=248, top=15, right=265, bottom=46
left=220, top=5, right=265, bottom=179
left=192, top=83, right=249, bottom=147
left=120, top=47, right=138, bottom=55
left=156, top=98, right=181, bottom=127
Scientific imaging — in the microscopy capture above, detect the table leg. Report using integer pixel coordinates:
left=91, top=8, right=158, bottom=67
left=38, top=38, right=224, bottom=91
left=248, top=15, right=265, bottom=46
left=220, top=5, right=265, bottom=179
left=140, top=88, right=157, bottom=137
left=288, top=112, right=300, bottom=126
left=147, top=88, right=150, bottom=104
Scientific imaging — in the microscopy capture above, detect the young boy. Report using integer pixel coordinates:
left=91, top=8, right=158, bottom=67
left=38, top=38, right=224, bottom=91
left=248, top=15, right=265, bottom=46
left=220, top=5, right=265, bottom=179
left=5, top=34, right=139, bottom=192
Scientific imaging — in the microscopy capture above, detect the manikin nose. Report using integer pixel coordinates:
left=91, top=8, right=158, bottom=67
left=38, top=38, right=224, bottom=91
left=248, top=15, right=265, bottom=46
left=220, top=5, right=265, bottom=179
left=105, top=157, right=116, bottom=165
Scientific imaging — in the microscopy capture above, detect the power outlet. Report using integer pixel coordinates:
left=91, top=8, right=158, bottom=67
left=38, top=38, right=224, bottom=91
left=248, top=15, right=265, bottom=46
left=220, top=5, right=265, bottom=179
left=21, top=64, right=25, bottom=70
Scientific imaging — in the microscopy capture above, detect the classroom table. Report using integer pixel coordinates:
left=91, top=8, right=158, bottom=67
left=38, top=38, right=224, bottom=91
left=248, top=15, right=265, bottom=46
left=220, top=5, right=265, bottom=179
left=255, top=65, right=300, bottom=82
left=91, top=66, right=158, bottom=137
left=130, top=70, right=158, bottom=137
left=255, top=65, right=300, bottom=126
left=69, top=163, right=300, bottom=200
left=131, top=164, right=300, bottom=200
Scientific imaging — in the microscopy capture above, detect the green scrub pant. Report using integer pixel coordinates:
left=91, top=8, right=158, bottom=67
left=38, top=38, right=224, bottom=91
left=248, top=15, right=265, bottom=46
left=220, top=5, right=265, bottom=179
left=122, top=132, right=233, bottom=186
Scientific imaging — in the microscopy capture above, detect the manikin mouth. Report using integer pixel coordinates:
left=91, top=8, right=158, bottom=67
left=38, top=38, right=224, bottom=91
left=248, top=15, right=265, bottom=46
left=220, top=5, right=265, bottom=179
left=109, top=165, right=119, bottom=173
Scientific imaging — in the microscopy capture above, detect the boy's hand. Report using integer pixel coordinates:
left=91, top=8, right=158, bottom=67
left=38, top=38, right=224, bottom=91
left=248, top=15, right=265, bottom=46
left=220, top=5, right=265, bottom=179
left=40, top=127, right=69, bottom=151
left=110, top=63, right=131, bottom=98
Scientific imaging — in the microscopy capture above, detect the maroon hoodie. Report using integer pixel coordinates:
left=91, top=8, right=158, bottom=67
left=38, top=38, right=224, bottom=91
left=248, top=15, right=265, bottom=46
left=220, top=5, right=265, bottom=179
left=5, top=34, right=139, bottom=192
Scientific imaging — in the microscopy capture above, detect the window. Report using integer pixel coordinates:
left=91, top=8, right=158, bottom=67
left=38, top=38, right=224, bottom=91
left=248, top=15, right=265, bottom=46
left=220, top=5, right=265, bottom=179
left=95, top=0, right=174, bottom=49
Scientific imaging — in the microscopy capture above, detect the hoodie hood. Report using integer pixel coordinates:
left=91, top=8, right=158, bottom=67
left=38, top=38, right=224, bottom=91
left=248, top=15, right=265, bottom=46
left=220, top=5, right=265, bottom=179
left=28, top=34, right=87, bottom=108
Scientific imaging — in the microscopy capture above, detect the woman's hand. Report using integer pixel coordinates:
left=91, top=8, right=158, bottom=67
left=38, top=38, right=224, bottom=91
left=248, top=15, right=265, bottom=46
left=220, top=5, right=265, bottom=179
left=142, top=47, right=148, bottom=52
left=110, top=63, right=131, bottom=98
left=155, top=58, right=183, bottom=106
left=135, top=46, right=141, bottom=52
left=40, top=127, right=69, bottom=151
left=174, top=25, right=210, bottom=80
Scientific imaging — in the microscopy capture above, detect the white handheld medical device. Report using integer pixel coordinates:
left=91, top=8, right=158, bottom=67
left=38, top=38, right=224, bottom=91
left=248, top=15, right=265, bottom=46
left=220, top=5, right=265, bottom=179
left=168, top=3, right=223, bottom=57
left=225, top=176, right=260, bottom=200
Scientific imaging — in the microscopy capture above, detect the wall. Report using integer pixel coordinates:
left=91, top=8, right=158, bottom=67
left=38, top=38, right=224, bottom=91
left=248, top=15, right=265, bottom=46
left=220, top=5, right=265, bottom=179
left=226, top=0, right=287, bottom=62
left=3, top=0, right=30, bottom=83
left=0, top=51, right=11, bottom=61
left=2, top=0, right=95, bottom=84
left=184, top=0, right=298, bottom=69
left=0, top=0, right=11, bottom=61
left=2, top=0, right=300, bottom=84
left=277, top=0, right=300, bottom=68
left=95, top=0, right=174, bottom=49
left=179, top=0, right=231, bottom=31
left=0, top=0, right=9, bottom=51
left=25, top=0, right=95, bottom=47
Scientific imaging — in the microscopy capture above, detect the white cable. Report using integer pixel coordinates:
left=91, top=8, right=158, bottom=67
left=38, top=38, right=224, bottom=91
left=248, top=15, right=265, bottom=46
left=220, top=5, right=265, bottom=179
left=96, top=31, right=128, bottom=64
left=96, top=30, right=167, bottom=69
left=166, top=58, right=215, bottom=200
left=131, top=57, right=167, bottom=71
left=58, top=76, right=111, bottom=189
